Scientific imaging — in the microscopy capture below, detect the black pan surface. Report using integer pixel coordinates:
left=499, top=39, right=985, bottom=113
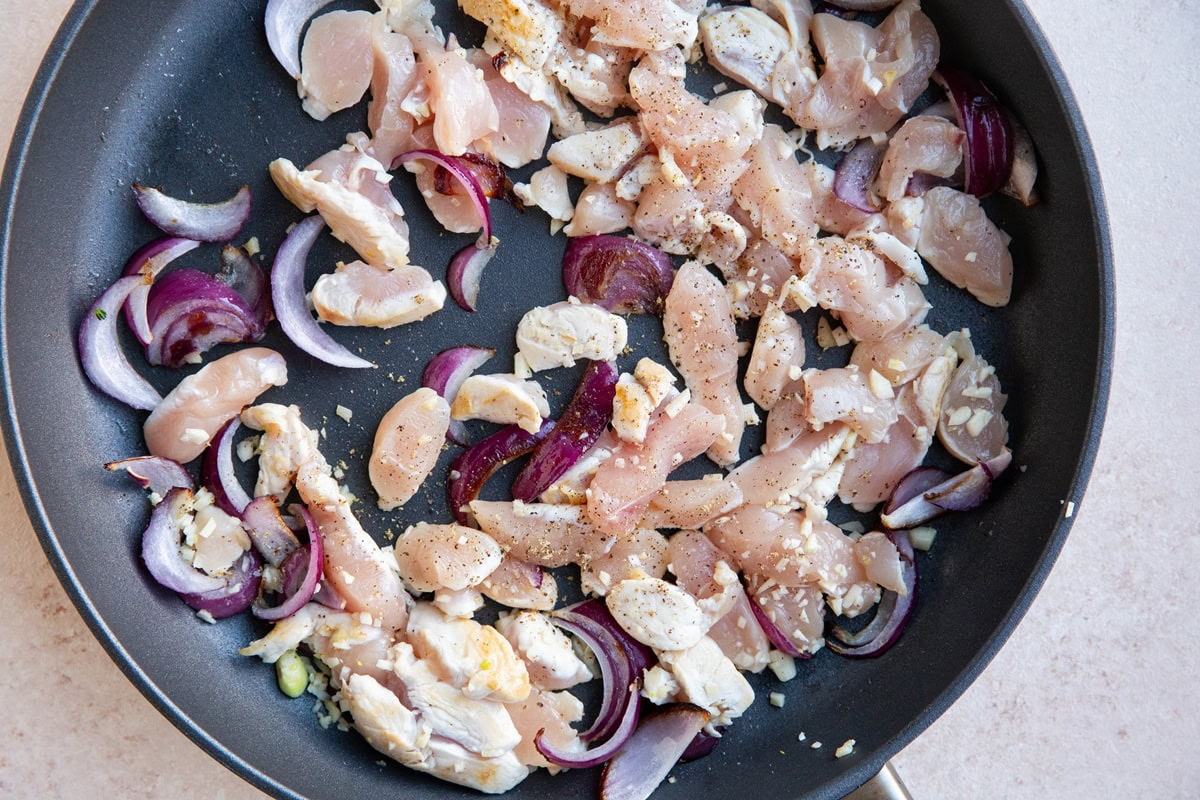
left=0, top=1, right=1112, bottom=798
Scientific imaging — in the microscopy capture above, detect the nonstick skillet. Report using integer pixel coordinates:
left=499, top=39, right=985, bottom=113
left=0, top=1, right=1112, bottom=798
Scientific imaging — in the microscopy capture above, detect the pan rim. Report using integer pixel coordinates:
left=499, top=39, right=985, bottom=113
left=0, top=1, right=1114, bottom=798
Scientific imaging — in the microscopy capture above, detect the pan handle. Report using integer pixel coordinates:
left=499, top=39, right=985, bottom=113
left=843, top=762, right=913, bottom=800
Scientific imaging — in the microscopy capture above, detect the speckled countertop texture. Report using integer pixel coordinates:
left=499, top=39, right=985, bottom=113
left=3, top=1, right=1198, bottom=798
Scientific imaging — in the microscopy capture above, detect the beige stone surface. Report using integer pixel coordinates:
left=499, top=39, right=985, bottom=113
left=1, top=1, right=1197, bottom=799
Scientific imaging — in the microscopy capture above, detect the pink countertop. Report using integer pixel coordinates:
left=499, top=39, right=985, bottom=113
left=3, top=2, right=1198, bottom=798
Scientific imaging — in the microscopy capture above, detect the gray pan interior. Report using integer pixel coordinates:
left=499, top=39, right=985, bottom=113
left=0, top=1, right=1112, bottom=798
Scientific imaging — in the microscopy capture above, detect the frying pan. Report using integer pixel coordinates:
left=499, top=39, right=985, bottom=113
left=0, top=1, right=1112, bottom=798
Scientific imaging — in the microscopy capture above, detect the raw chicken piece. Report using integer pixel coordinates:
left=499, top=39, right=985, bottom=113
left=406, top=603, right=531, bottom=703
left=389, top=642, right=522, bottom=758
left=144, top=348, right=287, bottom=463
left=849, top=325, right=950, bottom=387
left=468, top=50, right=553, bottom=168
left=547, top=118, right=646, bottom=183
left=433, top=587, right=486, bottom=619
left=339, top=673, right=529, bottom=793
left=392, top=523, right=503, bottom=592
left=798, top=1, right=938, bottom=147
left=450, top=373, right=550, bottom=434
left=917, top=186, right=1014, bottom=307
left=299, top=11, right=375, bottom=121
left=484, top=39, right=587, bottom=138
left=937, top=343, right=1009, bottom=464
left=423, top=41, right=500, bottom=156
left=479, top=557, right=558, bottom=610
left=793, top=236, right=928, bottom=341
left=240, top=403, right=319, bottom=503
left=748, top=579, right=825, bottom=654
left=837, top=413, right=929, bottom=511
left=471, top=501, right=609, bottom=567
left=640, top=477, right=744, bottom=530
left=733, top=125, right=818, bottom=259
left=505, top=689, right=585, bottom=770
left=513, top=165, right=574, bottom=230
left=369, top=388, right=451, bottom=511
left=667, top=531, right=771, bottom=672
left=563, top=183, right=635, bottom=237
left=367, top=17, right=420, bottom=167
left=763, top=389, right=811, bottom=453
left=656, top=636, right=754, bottom=724
left=240, top=604, right=395, bottom=683
left=515, top=301, right=627, bottom=371
left=311, top=260, right=446, bottom=328
left=494, top=611, right=593, bottom=690
left=585, top=400, right=727, bottom=535
left=804, top=366, right=899, bottom=444
left=271, top=148, right=410, bottom=269
left=745, top=301, right=805, bottom=410
left=630, top=49, right=753, bottom=185
left=700, top=7, right=791, bottom=102
left=568, top=0, right=699, bottom=52
left=580, top=528, right=670, bottom=596
left=296, top=460, right=412, bottom=631
left=611, top=375, right=658, bottom=446
left=630, top=174, right=709, bottom=257
left=723, top=234, right=799, bottom=320
left=876, top=115, right=964, bottom=202
left=663, top=261, right=745, bottom=465
left=728, top=424, right=852, bottom=510
left=606, top=577, right=730, bottom=650
left=853, top=531, right=906, bottom=595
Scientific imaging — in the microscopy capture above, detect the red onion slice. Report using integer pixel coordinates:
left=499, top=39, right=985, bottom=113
left=180, top=548, right=264, bottom=619
left=748, top=595, right=805, bottom=658
left=141, top=488, right=226, bottom=595
left=133, top=184, right=251, bottom=242
left=535, top=684, right=641, bottom=769
left=201, top=418, right=254, bottom=516
left=447, top=420, right=555, bottom=525
left=560, top=600, right=655, bottom=690
left=833, top=137, right=888, bottom=213
left=422, top=345, right=496, bottom=445
left=264, top=0, right=337, bottom=78
left=881, top=450, right=1011, bottom=529
left=121, top=237, right=202, bottom=345
left=270, top=215, right=374, bottom=369
left=512, top=360, right=618, bottom=502
left=394, top=150, right=492, bottom=247
left=600, top=705, right=711, bottom=800
left=253, top=505, right=323, bottom=621
left=145, top=268, right=266, bottom=367
left=933, top=67, right=1014, bottom=197
left=827, top=531, right=915, bottom=658
left=78, top=275, right=163, bottom=411
left=447, top=242, right=497, bottom=313
left=562, top=236, right=675, bottom=315
left=884, top=466, right=953, bottom=516
left=219, top=244, right=273, bottom=326
left=105, top=456, right=194, bottom=494
left=241, top=496, right=302, bottom=567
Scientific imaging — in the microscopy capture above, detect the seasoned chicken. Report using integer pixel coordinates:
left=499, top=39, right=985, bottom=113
left=917, top=186, right=1014, bottom=307
left=937, top=339, right=1009, bottom=464
left=471, top=500, right=608, bottom=567
left=406, top=603, right=532, bottom=703
left=606, top=577, right=731, bottom=650
left=656, top=636, right=754, bottom=725
left=749, top=579, right=825, bottom=654
left=877, top=115, right=964, bottom=202
left=547, top=118, right=646, bottom=183
left=296, top=460, right=412, bottom=631
left=240, top=403, right=319, bottom=504
left=728, top=424, right=853, bottom=510
left=271, top=148, right=411, bottom=269
left=515, top=301, right=627, bottom=371
left=745, top=300, right=805, bottom=411
left=392, top=523, right=504, bottom=592
left=450, top=373, right=550, bottom=434
left=563, top=183, right=636, bottom=237
left=423, top=40, right=500, bottom=156
left=640, top=477, right=744, bottom=531
left=188, top=499, right=251, bottom=576
left=144, top=348, right=287, bottom=463
left=663, top=261, right=745, bottom=465
left=467, top=50, right=553, bottom=168
left=479, top=557, right=558, bottom=610
left=568, top=0, right=700, bottom=52
left=804, top=365, right=899, bottom=444
left=733, top=125, right=818, bottom=260
left=494, top=611, right=593, bottom=690
left=580, top=527, right=670, bottom=596
left=513, top=164, right=574, bottom=230
left=370, top=389, right=451, bottom=511
left=311, top=260, right=445, bottom=329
